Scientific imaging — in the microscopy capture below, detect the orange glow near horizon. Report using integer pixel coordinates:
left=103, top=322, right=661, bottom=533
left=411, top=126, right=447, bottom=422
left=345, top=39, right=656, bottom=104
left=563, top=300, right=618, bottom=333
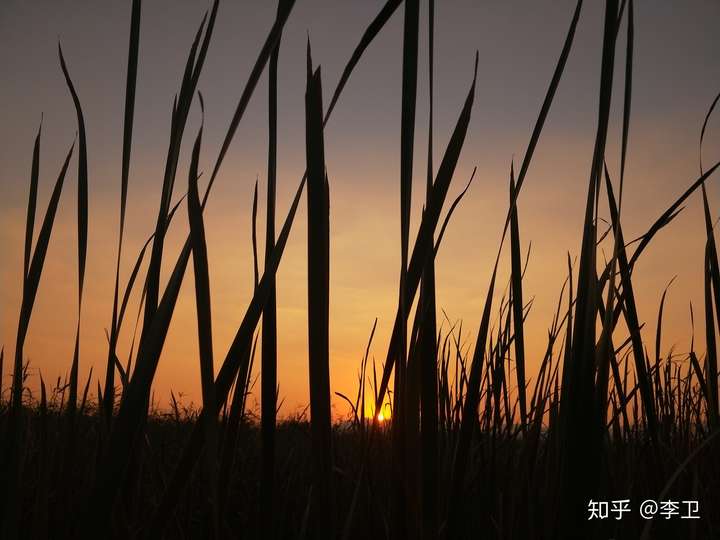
left=1, top=1, right=719, bottom=423
left=1, top=140, right=718, bottom=421
left=373, top=404, right=391, bottom=423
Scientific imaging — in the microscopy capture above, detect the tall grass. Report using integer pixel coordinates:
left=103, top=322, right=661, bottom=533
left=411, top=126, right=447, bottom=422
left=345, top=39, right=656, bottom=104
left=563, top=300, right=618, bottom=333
left=305, top=46, right=334, bottom=538
left=259, top=3, right=285, bottom=538
left=187, top=99, right=220, bottom=536
left=2, top=1, right=720, bottom=539
left=420, top=1, right=439, bottom=538
left=57, top=41, right=90, bottom=536
left=559, top=0, right=620, bottom=535
left=105, top=0, right=141, bottom=424
left=394, top=0, right=419, bottom=536
left=2, top=133, right=74, bottom=539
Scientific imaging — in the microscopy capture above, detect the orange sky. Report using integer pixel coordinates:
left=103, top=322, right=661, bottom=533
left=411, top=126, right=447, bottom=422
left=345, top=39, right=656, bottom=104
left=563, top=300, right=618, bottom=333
left=1, top=1, right=719, bottom=418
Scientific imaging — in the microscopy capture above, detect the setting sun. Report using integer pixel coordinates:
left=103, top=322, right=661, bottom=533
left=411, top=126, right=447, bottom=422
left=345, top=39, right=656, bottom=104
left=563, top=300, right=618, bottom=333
left=376, top=406, right=391, bottom=423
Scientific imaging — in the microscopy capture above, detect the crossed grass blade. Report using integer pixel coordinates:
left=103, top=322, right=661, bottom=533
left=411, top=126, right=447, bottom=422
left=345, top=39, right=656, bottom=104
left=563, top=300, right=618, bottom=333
left=420, top=4, right=585, bottom=530
left=393, top=0, right=419, bottom=537
left=509, top=165, right=528, bottom=429
left=559, top=3, right=621, bottom=535
left=148, top=149, right=307, bottom=539
left=139, top=0, right=217, bottom=371
left=202, top=0, right=295, bottom=203
left=605, top=164, right=662, bottom=448
left=595, top=0, right=633, bottom=432
left=699, top=90, right=720, bottom=427
left=324, top=0, right=402, bottom=125
left=187, top=100, right=220, bottom=536
left=85, top=1, right=298, bottom=532
left=218, top=333, right=257, bottom=511
left=2, top=139, right=74, bottom=540
left=260, top=3, right=290, bottom=534
left=447, top=215, right=500, bottom=537
left=84, top=0, right=219, bottom=513
left=374, top=55, right=478, bottom=416
left=11, top=141, right=75, bottom=411
left=217, top=188, right=260, bottom=504
left=57, top=49, right=90, bottom=528
left=106, top=0, right=142, bottom=425
left=376, top=0, right=583, bottom=417
left=628, top=160, right=720, bottom=269
left=148, top=1, right=403, bottom=532
left=598, top=159, right=720, bottom=341
left=58, top=43, right=89, bottom=419
left=116, top=196, right=184, bottom=348
left=419, top=1, right=439, bottom=537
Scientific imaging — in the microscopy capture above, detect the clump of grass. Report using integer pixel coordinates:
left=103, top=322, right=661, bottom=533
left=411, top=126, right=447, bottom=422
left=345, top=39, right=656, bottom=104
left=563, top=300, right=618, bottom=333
left=2, top=128, right=74, bottom=539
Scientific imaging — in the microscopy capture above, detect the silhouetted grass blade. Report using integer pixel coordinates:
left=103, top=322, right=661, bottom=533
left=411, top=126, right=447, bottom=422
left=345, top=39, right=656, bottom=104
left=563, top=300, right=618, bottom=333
left=324, top=0, right=402, bottom=125
left=149, top=2, right=414, bottom=532
left=187, top=102, right=220, bottom=536
left=106, top=0, right=142, bottom=424
left=420, top=1, right=439, bottom=537
left=305, top=47, right=335, bottom=539
left=261, top=3, right=289, bottom=536
left=509, top=165, right=528, bottom=428
left=23, top=121, right=41, bottom=290
left=204, top=0, right=295, bottom=202
left=375, top=55, right=477, bottom=415
left=148, top=151, right=307, bottom=539
left=394, top=0, right=419, bottom=536
left=58, top=43, right=89, bottom=419
left=560, top=1, right=619, bottom=535
left=2, top=140, right=74, bottom=540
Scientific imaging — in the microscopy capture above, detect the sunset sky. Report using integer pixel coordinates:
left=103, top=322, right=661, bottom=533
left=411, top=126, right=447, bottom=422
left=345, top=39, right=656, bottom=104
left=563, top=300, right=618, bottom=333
left=1, top=0, right=719, bottom=418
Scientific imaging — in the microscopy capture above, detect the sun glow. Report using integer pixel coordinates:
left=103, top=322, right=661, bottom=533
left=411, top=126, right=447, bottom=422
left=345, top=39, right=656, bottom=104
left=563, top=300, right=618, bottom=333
left=375, top=406, right=391, bottom=423
left=365, top=407, right=390, bottom=423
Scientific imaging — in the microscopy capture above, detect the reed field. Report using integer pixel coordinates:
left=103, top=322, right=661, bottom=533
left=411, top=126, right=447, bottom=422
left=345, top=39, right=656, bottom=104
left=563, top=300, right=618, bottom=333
left=1, top=0, right=720, bottom=538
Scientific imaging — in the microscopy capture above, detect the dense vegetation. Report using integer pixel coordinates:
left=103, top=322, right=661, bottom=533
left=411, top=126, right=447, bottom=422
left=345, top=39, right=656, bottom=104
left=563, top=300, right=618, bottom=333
left=1, top=1, right=719, bottom=539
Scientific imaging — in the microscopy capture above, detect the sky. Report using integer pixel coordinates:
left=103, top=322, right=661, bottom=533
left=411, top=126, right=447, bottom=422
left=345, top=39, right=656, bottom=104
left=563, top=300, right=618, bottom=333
left=1, top=0, right=719, bottom=418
